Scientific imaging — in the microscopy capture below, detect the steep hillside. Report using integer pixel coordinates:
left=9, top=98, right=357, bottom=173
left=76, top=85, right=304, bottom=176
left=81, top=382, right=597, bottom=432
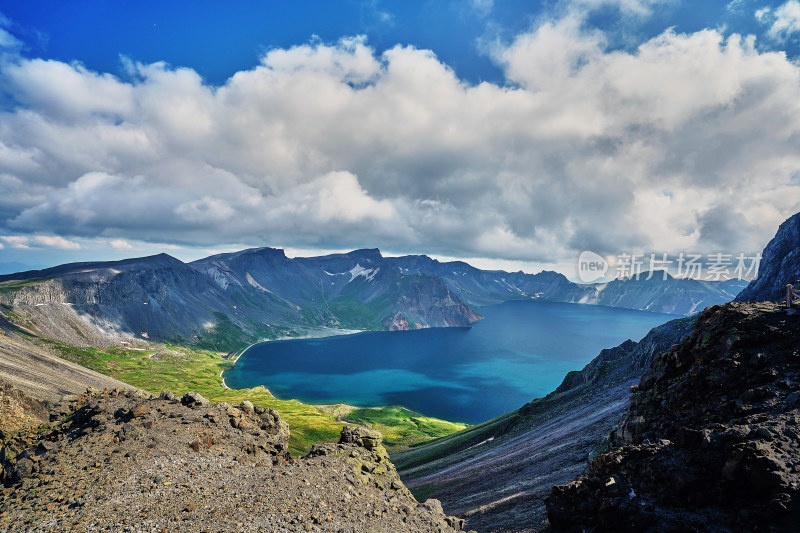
left=393, top=316, right=695, bottom=532
left=736, top=211, right=800, bottom=302
left=0, top=311, right=134, bottom=404
left=0, top=254, right=250, bottom=344
left=547, top=302, right=800, bottom=532
left=0, top=388, right=470, bottom=532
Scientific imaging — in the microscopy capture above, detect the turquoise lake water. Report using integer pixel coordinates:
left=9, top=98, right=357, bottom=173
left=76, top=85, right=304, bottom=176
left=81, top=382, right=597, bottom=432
left=224, top=300, right=677, bottom=424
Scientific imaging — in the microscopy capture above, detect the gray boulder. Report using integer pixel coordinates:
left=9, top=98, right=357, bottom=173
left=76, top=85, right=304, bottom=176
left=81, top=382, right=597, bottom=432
left=180, top=392, right=209, bottom=408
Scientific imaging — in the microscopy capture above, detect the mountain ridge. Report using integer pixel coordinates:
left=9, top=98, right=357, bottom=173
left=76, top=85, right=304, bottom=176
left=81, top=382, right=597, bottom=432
left=0, top=247, right=746, bottom=351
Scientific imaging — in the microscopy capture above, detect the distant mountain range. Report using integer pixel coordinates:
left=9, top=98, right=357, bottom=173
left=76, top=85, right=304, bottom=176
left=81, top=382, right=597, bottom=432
left=386, top=254, right=746, bottom=313
left=0, top=247, right=747, bottom=350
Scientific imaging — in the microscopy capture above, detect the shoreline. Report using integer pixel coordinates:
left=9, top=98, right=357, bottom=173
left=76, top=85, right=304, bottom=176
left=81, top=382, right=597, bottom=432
left=220, top=327, right=366, bottom=391
left=220, top=344, right=251, bottom=390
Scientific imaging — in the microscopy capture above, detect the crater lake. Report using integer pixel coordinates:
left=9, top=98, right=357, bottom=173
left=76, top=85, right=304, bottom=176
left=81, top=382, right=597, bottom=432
left=224, top=300, right=678, bottom=424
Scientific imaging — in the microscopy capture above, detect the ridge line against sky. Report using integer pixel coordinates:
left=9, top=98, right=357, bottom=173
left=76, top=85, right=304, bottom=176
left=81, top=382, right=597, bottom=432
left=0, top=0, right=799, bottom=277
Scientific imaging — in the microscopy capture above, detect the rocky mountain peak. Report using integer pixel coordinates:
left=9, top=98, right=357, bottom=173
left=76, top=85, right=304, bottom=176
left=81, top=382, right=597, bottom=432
left=193, top=246, right=289, bottom=266
left=346, top=248, right=383, bottom=263
left=736, top=211, right=800, bottom=303
left=244, top=246, right=288, bottom=259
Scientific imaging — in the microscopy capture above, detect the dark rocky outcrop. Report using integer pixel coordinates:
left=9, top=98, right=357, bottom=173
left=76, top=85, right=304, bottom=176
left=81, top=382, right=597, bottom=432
left=0, top=387, right=469, bottom=532
left=736, top=211, right=800, bottom=303
left=546, top=302, right=800, bottom=532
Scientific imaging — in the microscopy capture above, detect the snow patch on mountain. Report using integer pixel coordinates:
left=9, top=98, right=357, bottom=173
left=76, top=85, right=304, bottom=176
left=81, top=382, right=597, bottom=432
left=348, top=264, right=379, bottom=282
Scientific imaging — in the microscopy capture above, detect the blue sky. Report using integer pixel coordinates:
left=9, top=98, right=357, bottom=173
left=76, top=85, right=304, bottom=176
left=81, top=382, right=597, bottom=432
left=0, top=0, right=799, bottom=276
left=4, top=1, right=797, bottom=86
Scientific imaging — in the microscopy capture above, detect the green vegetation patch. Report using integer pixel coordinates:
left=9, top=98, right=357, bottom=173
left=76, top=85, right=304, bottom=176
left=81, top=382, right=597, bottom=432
left=37, top=337, right=466, bottom=456
left=192, top=312, right=253, bottom=352
left=344, top=406, right=467, bottom=449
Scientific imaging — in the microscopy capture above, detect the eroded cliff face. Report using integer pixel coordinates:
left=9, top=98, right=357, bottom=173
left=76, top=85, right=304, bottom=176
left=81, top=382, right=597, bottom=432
left=0, top=387, right=470, bottom=532
left=384, top=275, right=482, bottom=331
left=0, top=255, right=236, bottom=343
left=547, top=302, right=800, bottom=532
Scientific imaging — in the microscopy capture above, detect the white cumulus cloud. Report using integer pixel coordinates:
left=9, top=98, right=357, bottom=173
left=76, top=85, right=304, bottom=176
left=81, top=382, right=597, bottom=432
left=0, top=15, right=798, bottom=264
left=758, top=1, right=800, bottom=40
left=32, top=235, right=81, bottom=250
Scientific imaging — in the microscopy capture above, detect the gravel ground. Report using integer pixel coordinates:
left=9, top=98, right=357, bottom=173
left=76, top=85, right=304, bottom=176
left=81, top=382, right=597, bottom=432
left=0, top=388, right=471, bottom=532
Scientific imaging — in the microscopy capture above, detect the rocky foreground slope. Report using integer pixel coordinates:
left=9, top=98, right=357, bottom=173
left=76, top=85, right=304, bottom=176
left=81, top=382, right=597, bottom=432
left=0, top=311, right=135, bottom=437
left=546, top=302, right=800, bottom=531
left=0, top=387, right=469, bottom=532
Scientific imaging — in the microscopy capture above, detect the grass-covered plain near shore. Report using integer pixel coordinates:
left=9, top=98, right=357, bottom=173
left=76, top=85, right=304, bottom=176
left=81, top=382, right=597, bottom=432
left=37, top=338, right=468, bottom=455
